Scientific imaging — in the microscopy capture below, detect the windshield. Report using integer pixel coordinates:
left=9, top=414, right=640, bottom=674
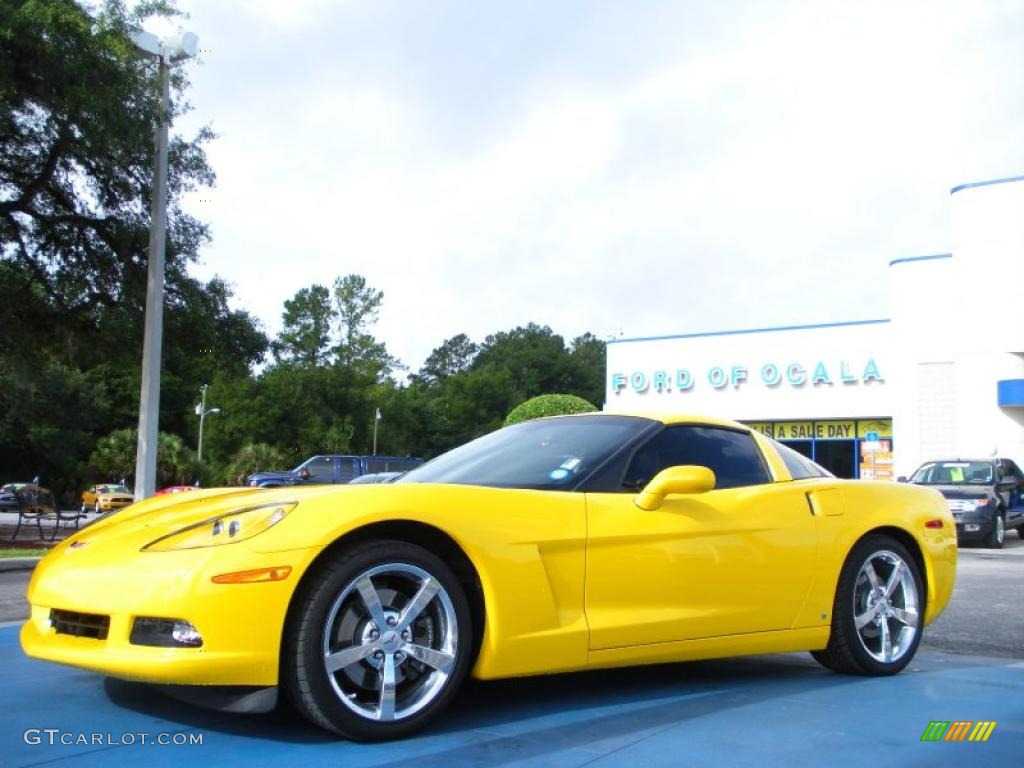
left=398, top=415, right=655, bottom=490
left=99, top=485, right=130, bottom=494
left=910, top=461, right=993, bottom=485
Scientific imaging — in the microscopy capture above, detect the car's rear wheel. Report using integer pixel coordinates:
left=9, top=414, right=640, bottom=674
left=812, top=535, right=922, bottom=675
left=985, top=512, right=1005, bottom=549
left=284, top=540, right=472, bottom=741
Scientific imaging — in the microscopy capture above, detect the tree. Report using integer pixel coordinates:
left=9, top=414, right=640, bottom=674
left=273, top=284, right=335, bottom=367
left=87, top=427, right=198, bottom=487
left=568, top=333, right=607, bottom=408
left=415, top=333, right=478, bottom=384
left=226, top=442, right=286, bottom=485
left=0, top=0, right=214, bottom=343
left=88, top=428, right=137, bottom=482
left=332, top=274, right=400, bottom=379
left=0, top=1, right=268, bottom=496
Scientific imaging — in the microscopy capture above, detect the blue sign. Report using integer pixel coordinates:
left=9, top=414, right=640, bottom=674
left=865, top=431, right=879, bottom=441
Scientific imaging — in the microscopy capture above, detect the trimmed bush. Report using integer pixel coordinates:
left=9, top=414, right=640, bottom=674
left=503, top=394, right=598, bottom=426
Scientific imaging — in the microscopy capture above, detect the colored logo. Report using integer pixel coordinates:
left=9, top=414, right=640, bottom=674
left=920, top=721, right=997, bottom=742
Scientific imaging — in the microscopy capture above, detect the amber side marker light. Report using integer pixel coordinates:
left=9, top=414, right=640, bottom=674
left=924, top=519, right=945, bottom=529
left=212, top=566, right=292, bottom=584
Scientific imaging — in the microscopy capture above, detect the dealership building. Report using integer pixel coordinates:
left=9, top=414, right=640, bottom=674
left=605, top=175, right=1024, bottom=480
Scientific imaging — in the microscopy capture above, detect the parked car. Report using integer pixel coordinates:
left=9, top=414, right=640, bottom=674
left=247, top=455, right=422, bottom=487
left=156, top=485, right=200, bottom=495
left=81, top=484, right=135, bottom=515
left=904, top=457, right=1024, bottom=547
left=0, top=483, right=23, bottom=512
left=24, top=413, right=956, bottom=741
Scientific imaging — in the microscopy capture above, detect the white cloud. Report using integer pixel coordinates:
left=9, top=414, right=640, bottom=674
left=176, top=0, right=1024, bottom=372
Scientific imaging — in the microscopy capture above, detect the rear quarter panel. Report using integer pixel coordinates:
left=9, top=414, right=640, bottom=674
left=807, top=480, right=956, bottom=626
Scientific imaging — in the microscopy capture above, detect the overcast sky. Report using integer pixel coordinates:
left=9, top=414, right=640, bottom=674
left=171, top=0, right=1024, bottom=373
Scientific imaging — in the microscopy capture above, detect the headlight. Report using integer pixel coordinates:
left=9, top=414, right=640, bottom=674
left=143, top=502, right=295, bottom=551
left=960, top=499, right=989, bottom=512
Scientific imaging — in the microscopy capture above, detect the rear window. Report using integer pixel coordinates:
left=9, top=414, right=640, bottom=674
left=773, top=440, right=833, bottom=480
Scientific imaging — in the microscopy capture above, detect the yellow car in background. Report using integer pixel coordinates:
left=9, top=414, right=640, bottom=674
left=80, top=483, right=134, bottom=515
left=23, top=413, right=957, bottom=741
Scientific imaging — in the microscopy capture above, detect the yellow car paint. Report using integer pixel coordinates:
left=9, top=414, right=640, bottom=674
left=22, top=414, right=956, bottom=693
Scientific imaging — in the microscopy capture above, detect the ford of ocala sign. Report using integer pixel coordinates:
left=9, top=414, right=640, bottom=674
left=610, top=358, right=883, bottom=395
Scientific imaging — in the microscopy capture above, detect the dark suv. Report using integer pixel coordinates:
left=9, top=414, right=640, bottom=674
left=905, top=458, right=1024, bottom=548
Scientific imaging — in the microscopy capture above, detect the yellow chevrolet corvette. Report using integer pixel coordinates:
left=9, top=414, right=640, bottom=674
left=22, top=413, right=956, bottom=741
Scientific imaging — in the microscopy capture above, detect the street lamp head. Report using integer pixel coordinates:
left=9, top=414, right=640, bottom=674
left=210, top=408, right=222, bottom=415
left=128, top=29, right=162, bottom=57
left=128, top=26, right=198, bottom=63
left=167, top=31, right=199, bottom=62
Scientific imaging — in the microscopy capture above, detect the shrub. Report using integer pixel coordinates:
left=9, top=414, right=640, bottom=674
left=503, top=394, right=597, bottom=426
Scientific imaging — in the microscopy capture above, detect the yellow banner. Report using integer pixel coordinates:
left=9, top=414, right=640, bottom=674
left=774, top=421, right=815, bottom=439
left=744, top=422, right=775, bottom=438
left=812, top=420, right=856, bottom=440
left=856, top=419, right=893, bottom=438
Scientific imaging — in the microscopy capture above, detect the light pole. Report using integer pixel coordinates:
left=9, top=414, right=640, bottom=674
left=196, top=384, right=221, bottom=463
left=129, top=26, right=198, bottom=500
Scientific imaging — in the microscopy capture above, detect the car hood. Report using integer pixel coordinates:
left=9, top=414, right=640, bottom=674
left=929, top=485, right=992, bottom=500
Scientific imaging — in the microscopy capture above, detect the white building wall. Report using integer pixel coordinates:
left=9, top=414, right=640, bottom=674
left=605, top=174, right=1024, bottom=479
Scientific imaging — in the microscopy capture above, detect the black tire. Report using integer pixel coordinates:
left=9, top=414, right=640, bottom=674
left=94, top=501, right=101, bottom=515
left=812, top=534, right=923, bottom=676
left=1018, top=526, right=1024, bottom=540
left=283, top=540, right=472, bottom=741
left=80, top=502, right=87, bottom=515
left=985, top=512, right=1005, bottom=549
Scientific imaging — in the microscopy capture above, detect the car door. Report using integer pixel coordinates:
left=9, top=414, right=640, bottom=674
left=303, top=456, right=336, bottom=483
left=1000, top=459, right=1024, bottom=527
left=584, top=425, right=820, bottom=650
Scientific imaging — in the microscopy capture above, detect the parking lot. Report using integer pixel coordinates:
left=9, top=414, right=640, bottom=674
left=1, top=540, right=1021, bottom=766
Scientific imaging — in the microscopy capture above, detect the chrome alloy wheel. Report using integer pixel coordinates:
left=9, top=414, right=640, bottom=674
left=852, top=550, right=919, bottom=664
left=321, top=563, right=458, bottom=722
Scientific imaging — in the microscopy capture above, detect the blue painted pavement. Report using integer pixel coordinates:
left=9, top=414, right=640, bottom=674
left=1, top=625, right=1021, bottom=767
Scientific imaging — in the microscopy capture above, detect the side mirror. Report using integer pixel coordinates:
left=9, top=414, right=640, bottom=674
left=897, top=476, right=908, bottom=483
left=635, top=465, right=716, bottom=511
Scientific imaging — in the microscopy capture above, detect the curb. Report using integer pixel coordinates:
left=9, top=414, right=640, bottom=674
left=0, top=558, right=40, bottom=573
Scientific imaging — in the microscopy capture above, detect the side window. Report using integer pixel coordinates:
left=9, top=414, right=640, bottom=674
left=338, top=458, right=358, bottom=482
left=1005, top=460, right=1024, bottom=484
left=305, top=457, right=335, bottom=479
left=622, top=426, right=770, bottom=490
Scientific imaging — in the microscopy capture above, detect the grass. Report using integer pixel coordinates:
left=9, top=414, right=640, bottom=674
left=0, top=548, right=49, bottom=558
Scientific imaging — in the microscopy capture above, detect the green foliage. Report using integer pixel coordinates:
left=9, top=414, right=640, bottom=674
left=272, top=284, right=334, bottom=367
left=0, top=0, right=267, bottom=497
left=504, top=394, right=598, bottom=426
left=225, top=443, right=285, bottom=486
left=87, top=427, right=198, bottom=487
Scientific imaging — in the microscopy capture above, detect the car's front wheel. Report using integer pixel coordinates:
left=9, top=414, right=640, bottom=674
left=985, top=512, right=1005, bottom=549
left=284, top=540, right=472, bottom=741
left=812, top=534, right=923, bottom=676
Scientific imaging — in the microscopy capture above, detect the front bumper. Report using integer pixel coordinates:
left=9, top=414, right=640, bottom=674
left=950, top=510, right=995, bottom=541
left=21, top=540, right=317, bottom=687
